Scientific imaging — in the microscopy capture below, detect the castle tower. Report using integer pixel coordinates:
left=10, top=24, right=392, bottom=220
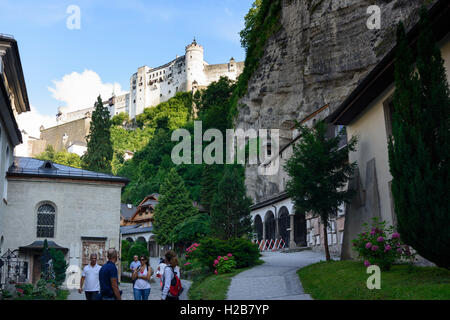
left=185, top=38, right=206, bottom=92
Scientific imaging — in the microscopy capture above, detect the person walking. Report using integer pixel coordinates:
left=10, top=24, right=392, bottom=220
left=130, top=255, right=141, bottom=287
left=132, top=255, right=152, bottom=300
left=161, top=250, right=183, bottom=301
left=99, top=249, right=122, bottom=300
left=78, top=253, right=101, bottom=300
left=155, top=257, right=167, bottom=289
left=130, top=255, right=141, bottom=271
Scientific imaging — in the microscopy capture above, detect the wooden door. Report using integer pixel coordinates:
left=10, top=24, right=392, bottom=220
left=32, top=255, right=41, bottom=283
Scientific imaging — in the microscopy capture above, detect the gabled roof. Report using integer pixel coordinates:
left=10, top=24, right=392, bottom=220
left=137, top=193, right=159, bottom=207
left=8, top=157, right=129, bottom=184
left=121, top=203, right=137, bottom=220
left=329, top=0, right=450, bottom=125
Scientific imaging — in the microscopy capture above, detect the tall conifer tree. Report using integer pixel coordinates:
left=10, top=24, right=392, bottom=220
left=210, top=165, right=253, bottom=240
left=388, top=9, right=450, bottom=269
left=153, top=168, right=198, bottom=246
left=284, top=121, right=357, bottom=261
left=82, top=95, right=113, bottom=173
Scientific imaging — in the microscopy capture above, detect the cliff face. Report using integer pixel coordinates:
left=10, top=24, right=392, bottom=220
left=236, top=0, right=428, bottom=203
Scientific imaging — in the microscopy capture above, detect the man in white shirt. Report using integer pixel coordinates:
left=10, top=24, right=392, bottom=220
left=79, top=253, right=102, bottom=300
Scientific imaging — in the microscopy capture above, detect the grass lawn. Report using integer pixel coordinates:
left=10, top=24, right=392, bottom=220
left=56, top=289, right=69, bottom=300
left=297, top=260, right=450, bottom=300
left=188, top=267, right=252, bottom=300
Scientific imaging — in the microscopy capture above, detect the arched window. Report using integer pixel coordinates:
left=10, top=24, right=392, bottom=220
left=37, top=203, right=56, bottom=238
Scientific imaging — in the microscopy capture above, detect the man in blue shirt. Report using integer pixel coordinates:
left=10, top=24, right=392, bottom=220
left=129, top=255, right=141, bottom=271
left=99, top=249, right=122, bottom=300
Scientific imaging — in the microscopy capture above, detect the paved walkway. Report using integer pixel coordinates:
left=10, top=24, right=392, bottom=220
left=226, top=250, right=326, bottom=300
left=68, top=257, right=191, bottom=301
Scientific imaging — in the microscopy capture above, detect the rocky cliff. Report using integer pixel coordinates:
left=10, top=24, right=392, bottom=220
left=236, top=0, right=430, bottom=203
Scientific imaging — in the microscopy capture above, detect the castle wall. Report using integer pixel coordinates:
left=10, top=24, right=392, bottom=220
left=35, top=117, right=90, bottom=155
left=126, top=41, right=244, bottom=119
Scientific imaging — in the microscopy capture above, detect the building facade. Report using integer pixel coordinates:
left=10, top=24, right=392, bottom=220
left=329, top=0, right=450, bottom=260
left=0, top=34, right=31, bottom=257
left=1, top=157, right=128, bottom=284
left=249, top=104, right=347, bottom=256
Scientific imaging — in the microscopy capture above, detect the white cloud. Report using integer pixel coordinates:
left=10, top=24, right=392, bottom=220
left=16, top=105, right=56, bottom=138
left=48, top=69, right=126, bottom=112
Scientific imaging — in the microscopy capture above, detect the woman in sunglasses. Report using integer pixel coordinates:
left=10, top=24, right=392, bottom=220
left=132, top=255, right=153, bottom=300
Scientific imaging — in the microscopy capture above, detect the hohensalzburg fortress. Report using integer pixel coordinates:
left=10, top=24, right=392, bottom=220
left=19, top=40, right=244, bottom=157
left=57, top=39, right=244, bottom=124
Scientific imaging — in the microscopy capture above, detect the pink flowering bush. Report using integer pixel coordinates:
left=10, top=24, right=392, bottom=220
left=213, top=254, right=236, bottom=275
left=352, top=218, right=415, bottom=271
left=181, top=243, right=201, bottom=271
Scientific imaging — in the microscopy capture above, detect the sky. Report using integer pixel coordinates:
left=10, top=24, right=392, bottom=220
left=0, top=0, right=253, bottom=137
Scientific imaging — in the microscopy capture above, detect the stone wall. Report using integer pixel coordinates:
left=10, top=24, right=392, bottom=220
left=236, top=0, right=428, bottom=202
left=33, top=117, right=90, bottom=155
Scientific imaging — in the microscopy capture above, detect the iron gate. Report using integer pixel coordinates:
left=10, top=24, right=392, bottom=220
left=0, top=249, right=28, bottom=288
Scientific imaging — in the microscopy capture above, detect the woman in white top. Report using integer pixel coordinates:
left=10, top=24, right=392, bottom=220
left=156, top=258, right=181, bottom=288
left=161, top=250, right=182, bottom=300
left=132, top=255, right=152, bottom=300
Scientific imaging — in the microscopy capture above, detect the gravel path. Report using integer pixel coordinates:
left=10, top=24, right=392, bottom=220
left=67, top=257, right=191, bottom=301
left=226, top=250, right=326, bottom=300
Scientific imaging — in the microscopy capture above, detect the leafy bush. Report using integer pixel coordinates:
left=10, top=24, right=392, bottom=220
left=15, top=283, right=34, bottom=296
left=170, top=214, right=211, bottom=246
left=32, top=277, right=57, bottom=300
left=228, top=237, right=261, bottom=269
left=127, top=242, right=149, bottom=263
left=213, top=254, right=237, bottom=275
left=121, top=240, right=132, bottom=261
left=193, top=237, right=260, bottom=270
left=352, top=218, right=415, bottom=271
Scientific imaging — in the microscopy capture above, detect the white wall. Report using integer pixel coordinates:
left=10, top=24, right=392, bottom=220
left=0, top=117, right=14, bottom=254
left=345, top=33, right=450, bottom=228
left=1, top=178, right=123, bottom=278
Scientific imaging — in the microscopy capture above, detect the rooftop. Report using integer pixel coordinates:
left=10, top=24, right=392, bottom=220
left=8, top=157, right=129, bottom=184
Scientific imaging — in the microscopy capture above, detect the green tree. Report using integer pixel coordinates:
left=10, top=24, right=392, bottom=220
left=388, top=10, right=450, bottom=269
left=153, top=168, right=198, bottom=246
left=284, top=121, right=357, bottom=261
left=200, top=164, right=222, bottom=214
left=121, top=240, right=132, bottom=263
left=49, top=248, right=68, bottom=287
left=170, top=213, right=211, bottom=245
left=82, top=95, right=113, bottom=173
left=127, top=243, right=149, bottom=264
left=239, top=0, right=262, bottom=52
left=111, top=112, right=130, bottom=126
left=40, top=239, right=51, bottom=281
left=210, top=165, right=253, bottom=240
left=35, top=145, right=82, bottom=168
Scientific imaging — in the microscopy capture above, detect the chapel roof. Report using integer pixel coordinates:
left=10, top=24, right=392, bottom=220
left=8, top=157, right=129, bottom=184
